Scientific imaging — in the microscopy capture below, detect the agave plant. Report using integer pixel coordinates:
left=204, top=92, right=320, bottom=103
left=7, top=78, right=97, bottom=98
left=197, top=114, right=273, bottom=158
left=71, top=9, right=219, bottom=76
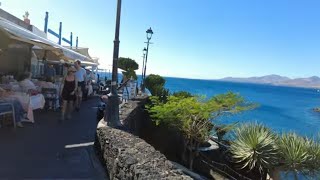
left=305, top=137, right=320, bottom=177
left=275, top=133, right=320, bottom=179
left=230, top=123, right=279, bottom=174
left=276, top=133, right=312, bottom=179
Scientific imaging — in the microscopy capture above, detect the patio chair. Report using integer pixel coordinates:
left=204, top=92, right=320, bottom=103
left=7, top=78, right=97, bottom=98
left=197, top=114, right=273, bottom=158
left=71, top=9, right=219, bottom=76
left=42, top=88, right=58, bottom=111
left=0, top=100, right=16, bottom=129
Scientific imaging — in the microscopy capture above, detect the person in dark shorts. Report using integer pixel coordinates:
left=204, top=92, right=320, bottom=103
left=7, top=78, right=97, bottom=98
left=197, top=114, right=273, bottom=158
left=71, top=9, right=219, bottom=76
left=60, top=67, right=78, bottom=121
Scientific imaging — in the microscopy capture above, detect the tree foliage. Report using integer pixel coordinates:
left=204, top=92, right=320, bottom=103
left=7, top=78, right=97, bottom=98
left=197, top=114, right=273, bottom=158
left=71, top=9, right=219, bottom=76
left=147, top=92, right=255, bottom=169
left=122, top=70, right=137, bottom=80
left=145, top=74, right=165, bottom=91
left=172, top=91, right=193, bottom=98
left=118, top=57, right=139, bottom=71
left=144, top=74, right=169, bottom=101
left=118, top=57, right=139, bottom=80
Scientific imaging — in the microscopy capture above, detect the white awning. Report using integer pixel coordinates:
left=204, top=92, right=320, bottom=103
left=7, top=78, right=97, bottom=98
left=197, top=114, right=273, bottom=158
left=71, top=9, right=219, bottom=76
left=0, top=17, right=97, bottom=65
left=65, top=46, right=100, bottom=65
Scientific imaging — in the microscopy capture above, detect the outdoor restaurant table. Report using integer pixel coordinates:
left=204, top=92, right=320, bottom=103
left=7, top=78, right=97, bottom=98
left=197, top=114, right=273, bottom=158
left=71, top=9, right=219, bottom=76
left=36, top=81, right=61, bottom=108
left=6, top=93, right=45, bottom=123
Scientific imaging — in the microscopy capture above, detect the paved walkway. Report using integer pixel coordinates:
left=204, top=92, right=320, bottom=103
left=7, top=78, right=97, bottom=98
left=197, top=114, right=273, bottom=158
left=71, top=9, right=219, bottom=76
left=0, top=97, right=107, bottom=179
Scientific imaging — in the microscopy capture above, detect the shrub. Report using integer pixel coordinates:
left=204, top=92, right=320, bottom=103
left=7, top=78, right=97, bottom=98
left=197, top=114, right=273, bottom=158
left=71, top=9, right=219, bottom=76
left=172, top=91, right=193, bottom=98
left=145, top=74, right=169, bottom=102
left=147, top=92, right=254, bottom=170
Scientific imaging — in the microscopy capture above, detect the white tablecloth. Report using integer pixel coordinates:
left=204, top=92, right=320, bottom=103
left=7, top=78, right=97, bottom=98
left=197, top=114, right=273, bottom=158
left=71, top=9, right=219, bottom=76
left=30, top=94, right=45, bottom=110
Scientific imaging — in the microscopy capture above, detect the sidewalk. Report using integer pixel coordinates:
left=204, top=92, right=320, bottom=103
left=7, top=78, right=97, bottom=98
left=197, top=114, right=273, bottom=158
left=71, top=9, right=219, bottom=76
left=0, top=97, right=107, bottom=179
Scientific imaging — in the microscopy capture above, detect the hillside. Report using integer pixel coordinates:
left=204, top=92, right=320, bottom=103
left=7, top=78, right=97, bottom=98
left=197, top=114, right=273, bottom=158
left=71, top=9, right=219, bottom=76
left=221, top=75, right=320, bottom=89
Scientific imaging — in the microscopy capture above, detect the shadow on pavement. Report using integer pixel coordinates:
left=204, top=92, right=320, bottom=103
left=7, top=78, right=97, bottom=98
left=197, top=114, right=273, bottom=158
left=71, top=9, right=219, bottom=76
left=0, top=97, right=107, bottom=179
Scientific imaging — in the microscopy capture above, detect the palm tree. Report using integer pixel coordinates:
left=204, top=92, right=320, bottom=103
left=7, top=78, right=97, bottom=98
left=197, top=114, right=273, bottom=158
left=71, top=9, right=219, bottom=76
left=230, top=123, right=279, bottom=177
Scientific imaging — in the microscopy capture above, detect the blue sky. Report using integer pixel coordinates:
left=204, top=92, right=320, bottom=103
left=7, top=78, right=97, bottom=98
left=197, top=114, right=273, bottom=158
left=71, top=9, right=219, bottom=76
left=1, top=0, right=320, bottom=79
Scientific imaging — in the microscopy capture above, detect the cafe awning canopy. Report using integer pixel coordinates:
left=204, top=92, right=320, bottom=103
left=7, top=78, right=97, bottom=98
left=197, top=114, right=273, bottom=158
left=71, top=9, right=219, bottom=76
left=66, top=46, right=99, bottom=66
left=0, top=17, right=97, bottom=64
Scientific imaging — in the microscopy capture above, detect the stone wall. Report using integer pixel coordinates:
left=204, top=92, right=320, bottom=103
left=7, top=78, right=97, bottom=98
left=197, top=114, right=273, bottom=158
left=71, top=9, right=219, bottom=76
left=95, top=97, right=192, bottom=180
left=118, top=97, right=186, bottom=163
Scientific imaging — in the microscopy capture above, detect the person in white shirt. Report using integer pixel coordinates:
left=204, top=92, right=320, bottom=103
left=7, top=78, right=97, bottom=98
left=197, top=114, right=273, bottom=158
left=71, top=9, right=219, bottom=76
left=84, top=69, right=93, bottom=99
left=19, top=72, right=37, bottom=92
left=74, top=60, right=86, bottom=111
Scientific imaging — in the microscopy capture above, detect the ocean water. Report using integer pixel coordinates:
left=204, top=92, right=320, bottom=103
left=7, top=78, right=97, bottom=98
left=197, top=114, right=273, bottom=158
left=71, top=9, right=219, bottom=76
left=164, top=77, right=320, bottom=137
left=98, top=73, right=320, bottom=136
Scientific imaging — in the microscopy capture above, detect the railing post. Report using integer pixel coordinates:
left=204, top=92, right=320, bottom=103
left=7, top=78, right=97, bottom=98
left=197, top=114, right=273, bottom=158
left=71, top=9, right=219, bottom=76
left=58, top=22, right=62, bottom=45
left=44, top=12, right=48, bottom=33
left=70, top=32, right=73, bottom=47
left=76, top=36, right=78, bottom=48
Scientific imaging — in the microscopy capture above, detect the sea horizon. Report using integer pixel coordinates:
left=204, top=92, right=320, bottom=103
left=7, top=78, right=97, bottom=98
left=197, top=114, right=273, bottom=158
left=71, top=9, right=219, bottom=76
left=161, top=76, right=320, bottom=137
left=97, top=71, right=320, bottom=90
left=143, top=74, right=320, bottom=90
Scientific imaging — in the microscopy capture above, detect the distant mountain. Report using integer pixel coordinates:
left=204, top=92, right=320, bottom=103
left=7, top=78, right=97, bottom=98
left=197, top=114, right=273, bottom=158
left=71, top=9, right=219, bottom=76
left=220, top=75, right=320, bottom=89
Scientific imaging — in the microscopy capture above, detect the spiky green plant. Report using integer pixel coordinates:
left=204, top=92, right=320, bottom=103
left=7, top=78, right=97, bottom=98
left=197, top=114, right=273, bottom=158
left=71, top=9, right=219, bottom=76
left=277, top=133, right=320, bottom=179
left=305, top=138, right=320, bottom=176
left=277, top=133, right=311, bottom=179
left=305, top=134, right=320, bottom=179
left=230, top=123, right=279, bottom=173
left=230, top=125, right=320, bottom=179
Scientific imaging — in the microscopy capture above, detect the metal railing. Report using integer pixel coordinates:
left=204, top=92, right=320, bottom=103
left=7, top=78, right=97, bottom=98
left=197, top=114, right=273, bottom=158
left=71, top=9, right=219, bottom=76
left=199, top=153, right=253, bottom=180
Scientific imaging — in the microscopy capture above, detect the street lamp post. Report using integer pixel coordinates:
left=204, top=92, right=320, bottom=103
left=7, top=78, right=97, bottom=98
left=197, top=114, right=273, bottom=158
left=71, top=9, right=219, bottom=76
left=105, top=0, right=122, bottom=127
left=142, top=27, right=153, bottom=92
left=141, top=48, right=146, bottom=86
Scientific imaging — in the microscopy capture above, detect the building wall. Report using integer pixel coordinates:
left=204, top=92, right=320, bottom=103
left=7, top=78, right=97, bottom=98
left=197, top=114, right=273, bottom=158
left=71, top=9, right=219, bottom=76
left=0, top=43, right=32, bottom=77
left=0, top=9, right=35, bottom=77
left=0, top=8, right=31, bottom=31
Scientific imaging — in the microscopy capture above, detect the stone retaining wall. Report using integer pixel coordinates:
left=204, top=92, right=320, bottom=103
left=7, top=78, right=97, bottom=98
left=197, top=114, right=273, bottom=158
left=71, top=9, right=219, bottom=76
left=95, top=97, right=192, bottom=180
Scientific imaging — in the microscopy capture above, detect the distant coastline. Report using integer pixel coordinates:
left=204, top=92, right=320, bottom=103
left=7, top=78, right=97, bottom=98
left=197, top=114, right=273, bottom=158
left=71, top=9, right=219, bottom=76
left=217, top=74, right=320, bottom=89
left=98, top=73, right=320, bottom=90
left=216, top=79, right=318, bottom=90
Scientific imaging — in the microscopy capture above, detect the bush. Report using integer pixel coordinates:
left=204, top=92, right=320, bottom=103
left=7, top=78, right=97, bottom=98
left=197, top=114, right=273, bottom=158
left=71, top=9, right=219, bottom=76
left=147, top=92, right=255, bottom=170
left=144, top=74, right=169, bottom=102
left=172, top=91, right=193, bottom=98
left=145, top=74, right=166, bottom=94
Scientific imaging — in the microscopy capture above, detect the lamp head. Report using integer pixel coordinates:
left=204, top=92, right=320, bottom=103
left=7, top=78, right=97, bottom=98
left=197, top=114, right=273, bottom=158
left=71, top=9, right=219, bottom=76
left=146, top=27, right=153, bottom=40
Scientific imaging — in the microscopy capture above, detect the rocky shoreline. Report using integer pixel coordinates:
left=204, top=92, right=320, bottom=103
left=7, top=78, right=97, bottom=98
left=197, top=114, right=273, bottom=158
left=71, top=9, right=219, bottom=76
left=313, top=107, right=320, bottom=112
